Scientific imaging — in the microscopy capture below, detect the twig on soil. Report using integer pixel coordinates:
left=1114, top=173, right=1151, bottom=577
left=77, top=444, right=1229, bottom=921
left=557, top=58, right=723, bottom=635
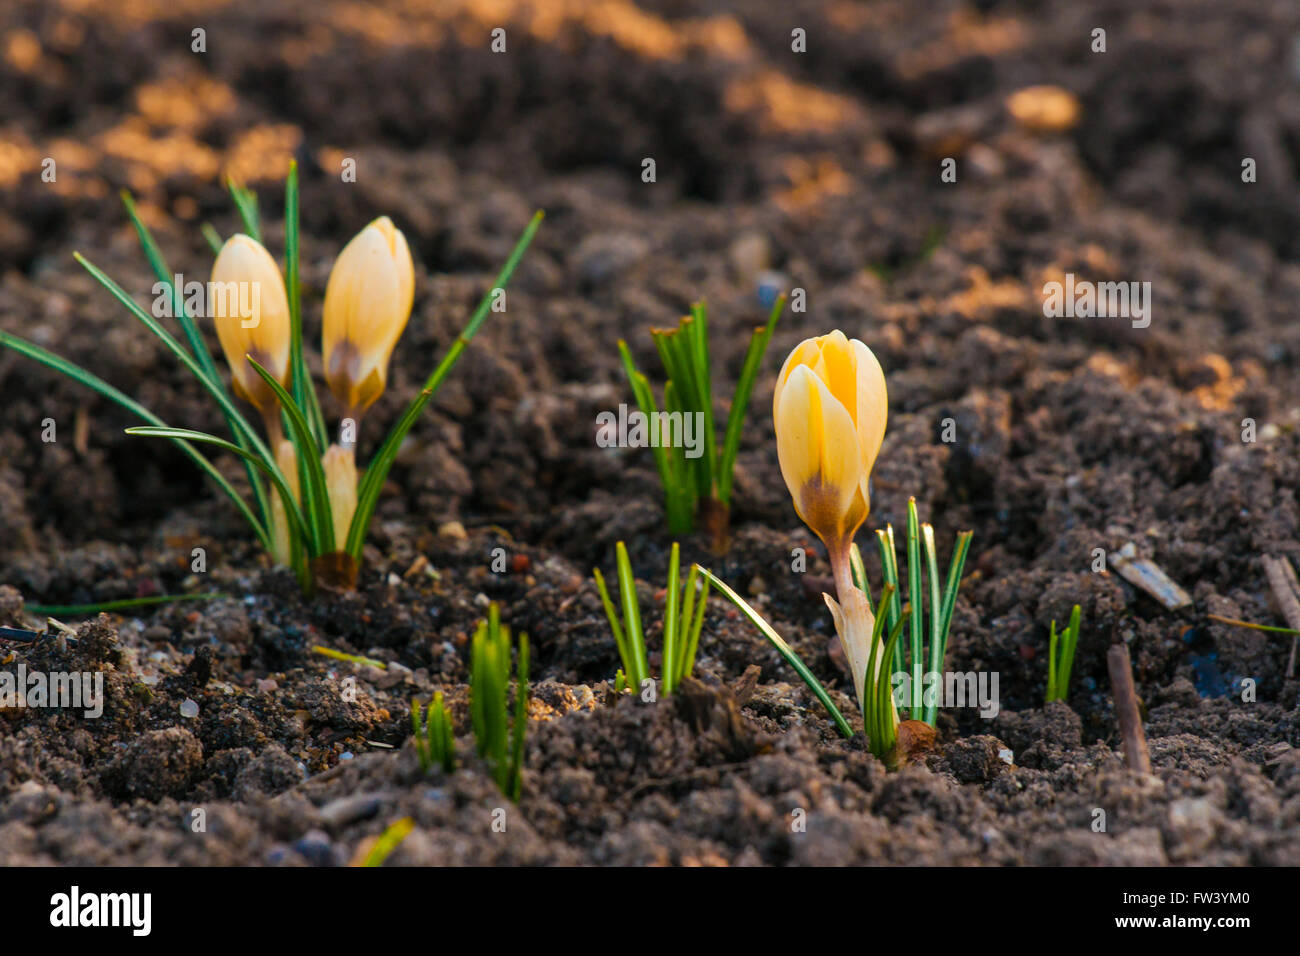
left=1109, top=542, right=1191, bottom=611
left=0, top=625, right=78, bottom=646
left=1261, top=555, right=1300, bottom=679
left=1107, top=643, right=1151, bottom=774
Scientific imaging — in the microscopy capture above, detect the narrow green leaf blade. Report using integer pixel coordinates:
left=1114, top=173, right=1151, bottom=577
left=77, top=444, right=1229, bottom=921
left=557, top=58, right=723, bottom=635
left=662, top=542, right=681, bottom=694
left=698, top=567, right=853, bottom=739
left=921, top=523, right=942, bottom=726
left=906, top=499, right=923, bottom=714
left=283, top=161, right=328, bottom=449
left=227, top=179, right=261, bottom=242
left=615, top=542, right=648, bottom=689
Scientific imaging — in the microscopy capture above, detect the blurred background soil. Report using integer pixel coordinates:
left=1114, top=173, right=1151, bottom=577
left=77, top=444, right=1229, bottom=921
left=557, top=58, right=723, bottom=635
left=1, top=0, right=1299, bottom=864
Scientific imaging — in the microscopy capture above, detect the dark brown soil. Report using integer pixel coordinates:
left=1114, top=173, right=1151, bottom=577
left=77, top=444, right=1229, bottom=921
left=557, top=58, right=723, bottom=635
left=2, top=0, right=1299, bottom=865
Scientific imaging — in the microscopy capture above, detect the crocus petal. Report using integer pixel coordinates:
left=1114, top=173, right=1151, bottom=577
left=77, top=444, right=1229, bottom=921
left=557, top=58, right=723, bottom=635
left=775, top=364, right=866, bottom=546
left=824, top=587, right=878, bottom=715
left=772, top=337, right=822, bottom=420
left=211, top=234, right=290, bottom=410
left=269, top=439, right=299, bottom=567
left=322, top=217, right=414, bottom=413
left=850, top=338, right=888, bottom=483
left=321, top=443, right=357, bottom=548
left=813, top=330, right=857, bottom=428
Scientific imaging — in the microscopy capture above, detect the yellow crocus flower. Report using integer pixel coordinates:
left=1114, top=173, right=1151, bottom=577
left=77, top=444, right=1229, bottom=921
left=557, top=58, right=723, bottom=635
left=321, top=216, right=414, bottom=417
left=210, top=234, right=292, bottom=416
left=773, top=330, right=890, bottom=721
left=773, top=330, right=887, bottom=554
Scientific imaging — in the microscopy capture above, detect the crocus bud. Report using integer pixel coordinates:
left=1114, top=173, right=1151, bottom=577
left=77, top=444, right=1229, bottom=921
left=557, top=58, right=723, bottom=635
left=210, top=235, right=291, bottom=412
left=270, top=439, right=300, bottom=567
left=773, top=330, right=887, bottom=553
left=322, top=216, right=414, bottom=415
left=322, top=443, right=358, bottom=549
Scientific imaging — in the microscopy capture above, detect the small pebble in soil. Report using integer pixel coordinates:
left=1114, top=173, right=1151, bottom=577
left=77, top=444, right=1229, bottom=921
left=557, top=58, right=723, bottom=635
left=998, top=748, right=1014, bottom=765
left=293, top=830, right=339, bottom=867
left=319, top=793, right=384, bottom=827
left=179, top=698, right=199, bottom=718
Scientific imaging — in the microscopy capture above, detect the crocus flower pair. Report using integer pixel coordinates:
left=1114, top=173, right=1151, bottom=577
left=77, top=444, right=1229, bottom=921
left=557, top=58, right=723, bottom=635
left=208, top=217, right=414, bottom=563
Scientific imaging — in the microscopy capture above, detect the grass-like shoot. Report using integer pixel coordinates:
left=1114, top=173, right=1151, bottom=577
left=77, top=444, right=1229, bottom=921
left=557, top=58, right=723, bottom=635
left=412, top=691, right=455, bottom=775
left=592, top=541, right=710, bottom=696
left=469, top=604, right=529, bottom=802
left=0, top=165, right=542, bottom=593
left=1045, top=604, right=1082, bottom=703
left=867, top=499, right=973, bottom=727
left=410, top=606, right=528, bottom=799
left=618, top=297, right=784, bottom=553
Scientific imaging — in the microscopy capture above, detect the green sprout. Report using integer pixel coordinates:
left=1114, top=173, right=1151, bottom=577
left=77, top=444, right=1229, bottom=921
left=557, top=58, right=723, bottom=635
left=868, top=498, right=973, bottom=728
left=592, top=541, right=710, bottom=696
left=412, top=691, right=456, bottom=775
left=618, top=296, right=784, bottom=553
left=0, top=165, right=542, bottom=594
left=469, top=604, right=529, bottom=802
left=410, top=607, right=528, bottom=797
left=1045, top=604, right=1082, bottom=703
